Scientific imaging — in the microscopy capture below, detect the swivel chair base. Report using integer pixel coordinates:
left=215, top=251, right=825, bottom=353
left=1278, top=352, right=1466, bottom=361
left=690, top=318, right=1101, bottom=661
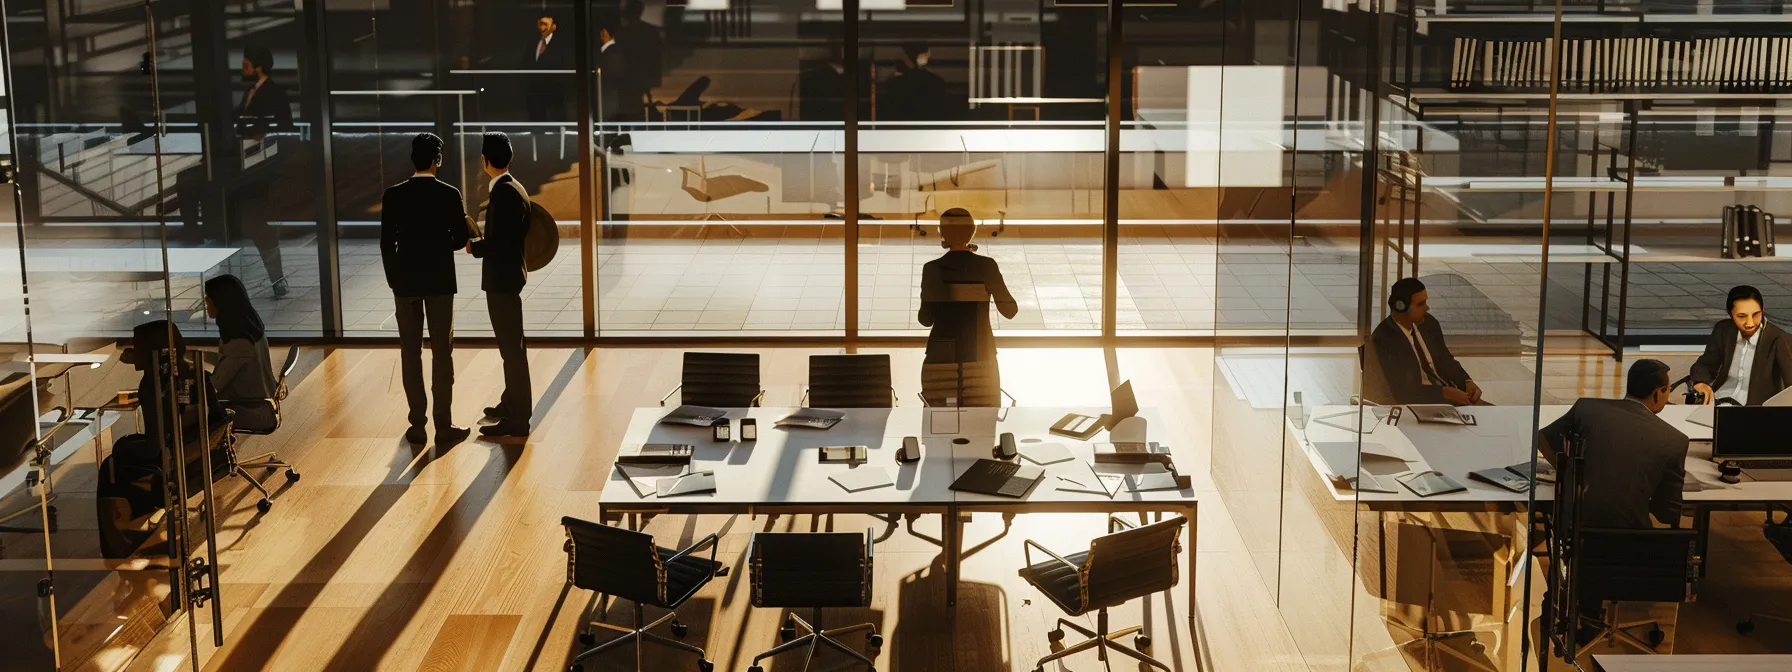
left=747, top=607, right=880, bottom=672
left=1575, top=607, right=1668, bottom=657
left=1738, top=612, right=1792, bottom=635
left=1033, top=608, right=1167, bottom=672
left=571, top=603, right=713, bottom=672
left=1359, top=617, right=1499, bottom=672
left=227, top=444, right=300, bottom=515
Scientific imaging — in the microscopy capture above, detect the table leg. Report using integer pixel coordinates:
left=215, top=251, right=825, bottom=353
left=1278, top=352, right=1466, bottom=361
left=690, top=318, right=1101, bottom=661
left=1187, top=503, right=1198, bottom=621
left=1694, top=506, right=1712, bottom=577
left=945, top=505, right=961, bottom=608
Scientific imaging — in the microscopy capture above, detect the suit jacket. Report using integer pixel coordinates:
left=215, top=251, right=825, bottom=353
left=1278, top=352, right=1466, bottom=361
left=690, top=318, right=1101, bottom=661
left=234, top=77, right=294, bottom=140
left=1540, top=397, right=1689, bottom=529
left=1365, top=315, right=1472, bottom=405
left=613, top=21, right=664, bottom=94
left=470, top=173, right=530, bottom=294
left=380, top=176, right=471, bottom=297
left=1688, top=320, right=1792, bottom=405
left=917, top=251, right=1018, bottom=366
left=525, top=31, right=572, bottom=71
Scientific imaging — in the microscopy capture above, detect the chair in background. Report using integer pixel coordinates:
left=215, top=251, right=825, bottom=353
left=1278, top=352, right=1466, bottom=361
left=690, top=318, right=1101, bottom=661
left=805, top=354, right=894, bottom=408
left=679, top=155, right=768, bottom=238
left=1018, top=515, right=1185, bottom=672
left=1736, top=504, right=1792, bottom=636
left=562, top=516, right=721, bottom=672
left=746, top=530, right=881, bottom=672
left=223, top=345, right=302, bottom=514
left=661, top=352, right=763, bottom=408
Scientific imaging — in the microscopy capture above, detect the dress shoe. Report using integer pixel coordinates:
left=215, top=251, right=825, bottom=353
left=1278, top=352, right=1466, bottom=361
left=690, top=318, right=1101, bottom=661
left=404, top=426, right=428, bottom=445
left=479, top=423, right=529, bottom=439
left=272, top=279, right=290, bottom=298
left=436, top=425, right=472, bottom=446
left=483, top=405, right=506, bottom=418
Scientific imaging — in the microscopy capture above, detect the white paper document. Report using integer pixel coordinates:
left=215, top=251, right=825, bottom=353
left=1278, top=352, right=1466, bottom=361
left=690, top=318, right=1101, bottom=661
left=830, top=466, right=895, bottom=493
left=1020, top=442, right=1076, bottom=465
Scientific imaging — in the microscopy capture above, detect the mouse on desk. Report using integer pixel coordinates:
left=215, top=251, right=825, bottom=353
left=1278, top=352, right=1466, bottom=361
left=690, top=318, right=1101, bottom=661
left=993, top=432, right=1017, bottom=460
left=897, top=436, right=920, bottom=463
left=1720, top=460, right=1744, bottom=484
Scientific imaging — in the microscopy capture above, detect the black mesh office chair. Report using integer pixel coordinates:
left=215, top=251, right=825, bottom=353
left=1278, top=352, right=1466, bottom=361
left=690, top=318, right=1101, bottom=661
left=746, top=530, right=881, bottom=672
left=1569, top=527, right=1700, bottom=656
left=1019, top=515, right=1185, bottom=672
left=661, top=352, right=764, bottom=408
left=805, top=354, right=894, bottom=408
left=1737, top=504, right=1792, bottom=635
left=562, top=516, right=722, bottom=672
left=223, top=345, right=301, bottom=514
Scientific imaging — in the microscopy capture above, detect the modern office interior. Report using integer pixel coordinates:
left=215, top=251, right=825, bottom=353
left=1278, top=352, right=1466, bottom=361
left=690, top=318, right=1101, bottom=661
left=3, top=0, right=1792, bottom=671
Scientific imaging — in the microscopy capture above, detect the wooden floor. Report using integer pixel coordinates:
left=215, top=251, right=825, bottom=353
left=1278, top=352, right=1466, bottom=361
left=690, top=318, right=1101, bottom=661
left=8, top=346, right=1789, bottom=672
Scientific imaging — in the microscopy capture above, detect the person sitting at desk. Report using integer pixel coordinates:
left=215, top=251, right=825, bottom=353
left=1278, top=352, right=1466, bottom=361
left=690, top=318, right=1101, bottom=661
left=1539, top=358, right=1689, bottom=530
left=1689, top=285, right=1792, bottom=406
left=205, top=274, right=278, bottom=432
left=1366, top=277, right=1482, bottom=405
left=130, top=321, right=231, bottom=455
left=918, top=208, right=1018, bottom=407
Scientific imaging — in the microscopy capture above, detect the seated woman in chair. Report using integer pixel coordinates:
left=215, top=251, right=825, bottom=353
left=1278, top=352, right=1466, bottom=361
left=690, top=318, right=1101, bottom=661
left=918, top=208, right=1018, bottom=407
left=205, top=275, right=278, bottom=432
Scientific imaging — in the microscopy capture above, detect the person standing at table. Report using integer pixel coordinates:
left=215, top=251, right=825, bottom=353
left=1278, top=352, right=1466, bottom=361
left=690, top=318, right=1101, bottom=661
left=1688, top=285, right=1792, bottom=406
left=470, top=133, right=532, bottom=439
left=524, top=14, right=571, bottom=122
left=1366, top=277, right=1482, bottom=406
left=382, top=133, right=471, bottom=446
left=918, top=208, right=1018, bottom=407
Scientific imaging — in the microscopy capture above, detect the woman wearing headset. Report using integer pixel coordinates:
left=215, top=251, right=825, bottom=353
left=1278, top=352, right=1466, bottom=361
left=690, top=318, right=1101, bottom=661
left=917, top=208, right=1018, bottom=407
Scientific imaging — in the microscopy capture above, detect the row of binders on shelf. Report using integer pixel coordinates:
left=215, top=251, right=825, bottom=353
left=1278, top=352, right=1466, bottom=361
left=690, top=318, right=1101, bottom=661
left=1448, top=36, right=1792, bottom=91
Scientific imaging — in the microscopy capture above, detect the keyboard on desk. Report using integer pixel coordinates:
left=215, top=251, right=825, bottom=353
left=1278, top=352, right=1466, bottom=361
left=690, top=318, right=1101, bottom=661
left=1739, top=459, right=1792, bottom=471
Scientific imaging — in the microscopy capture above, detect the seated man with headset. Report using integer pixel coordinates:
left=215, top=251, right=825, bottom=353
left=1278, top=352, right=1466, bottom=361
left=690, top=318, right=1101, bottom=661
left=1365, top=277, right=1483, bottom=406
left=1688, top=284, right=1792, bottom=406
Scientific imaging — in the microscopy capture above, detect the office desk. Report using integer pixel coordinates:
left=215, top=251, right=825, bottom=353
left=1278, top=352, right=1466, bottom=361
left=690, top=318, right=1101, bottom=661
left=1594, top=654, right=1792, bottom=672
left=599, top=406, right=1199, bottom=613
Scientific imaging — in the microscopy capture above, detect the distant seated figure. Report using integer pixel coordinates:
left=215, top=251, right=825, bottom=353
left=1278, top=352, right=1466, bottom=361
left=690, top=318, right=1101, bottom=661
left=206, top=274, right=278, bottom=431
left=1688, top=284, right=1792, bottom=406
left=919, top=208, right=1018, bottom=407
left=1365, top=277, right=1482, bottom=406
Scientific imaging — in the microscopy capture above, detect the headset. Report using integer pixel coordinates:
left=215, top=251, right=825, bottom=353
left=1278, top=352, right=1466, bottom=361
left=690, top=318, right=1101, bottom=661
left=1390, top=293, right=1408, bottom=313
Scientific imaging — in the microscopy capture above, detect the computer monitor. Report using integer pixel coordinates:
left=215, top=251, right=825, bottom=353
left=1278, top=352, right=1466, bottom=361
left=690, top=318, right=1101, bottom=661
left=1712, top=406, right=1792, bottom=460
left=1111, top=380, right=1138, bottom=421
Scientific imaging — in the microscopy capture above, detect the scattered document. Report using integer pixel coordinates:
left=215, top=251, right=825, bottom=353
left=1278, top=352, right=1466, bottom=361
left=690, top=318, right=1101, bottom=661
left=1054, top=461, right=1124, bottom=498
left=1020, top=442, right=1076, bottom=466
left=656, top=470, right=717, bottom=497
left=615, top=464, right=687, bottom=498
left=1688, top=406, right=1715, bottom=428
left=1127, top=465, right=1184, bottom=493
left=829, top=466, right=895, bottom=493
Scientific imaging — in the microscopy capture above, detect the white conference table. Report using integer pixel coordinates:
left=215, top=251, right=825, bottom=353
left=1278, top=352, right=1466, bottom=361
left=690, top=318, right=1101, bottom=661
left=1292, top=404, right=1785, bottom=506
left=600, top=405, right=1200, bottom=610
left=622, top=127, right=1356, bottom=155
left=1, top=247, right=238, bottom=276
left=1595, top=654, right=1792, bottom=672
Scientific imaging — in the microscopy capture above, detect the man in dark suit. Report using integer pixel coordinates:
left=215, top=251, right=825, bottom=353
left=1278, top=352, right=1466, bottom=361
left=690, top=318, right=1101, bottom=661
left=1689, top=285, right=1792, bottom=406
left=879, top=44, right=953, bottom=121
left=176, top=44, right=295, bottom=295
left=611, top=0, right=663, bottom=116
left=1539, top=358, right=1690, bottom=530
left=381, top=134, right=472, bottom=446
left=1538, top=358, right=1690, bottom=626
left=1366, top=277, right=1482, bottom=405
left=470, top=133, right=532, bottom=439
left=524, top=15, right=571, bottom=121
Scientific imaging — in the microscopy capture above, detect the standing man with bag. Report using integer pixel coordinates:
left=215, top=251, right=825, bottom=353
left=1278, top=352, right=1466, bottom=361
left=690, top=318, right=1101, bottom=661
left=470, top=133, right=532, bottom=439
left=382, top=133, right=471, bottom=446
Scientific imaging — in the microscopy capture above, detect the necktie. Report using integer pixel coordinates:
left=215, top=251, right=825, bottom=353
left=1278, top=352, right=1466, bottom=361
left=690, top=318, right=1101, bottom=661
left=536, top=38, right=547, bottom=61
left=1408, top=329, right=1445, bottom=386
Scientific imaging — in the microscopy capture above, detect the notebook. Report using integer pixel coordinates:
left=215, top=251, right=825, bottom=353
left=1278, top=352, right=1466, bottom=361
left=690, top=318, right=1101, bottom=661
left=1469, top=468, right=1533, bottom=493
left=778, top=408, right=847, bottom=430
left=829, top=466, right=895, bottom=493
left=661, top=405, right=727, bottom=427
left=1408, top=405, right=1475, bottom=426
left=1020, top=442, right=1076, bottom=466
left=656, top=471, right=717, bottom=497
left=949, top=459, right=1045, bottom=498
left=617, top=443, right=694, bottom=466
left=1397, top=471, right=1468, bottom=497
left=1505, top=460, right=1557, bottom=484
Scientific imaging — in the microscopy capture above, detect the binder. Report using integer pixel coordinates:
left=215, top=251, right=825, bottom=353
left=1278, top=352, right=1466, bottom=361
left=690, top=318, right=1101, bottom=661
left=1722, top=205, right=1740, bottom=260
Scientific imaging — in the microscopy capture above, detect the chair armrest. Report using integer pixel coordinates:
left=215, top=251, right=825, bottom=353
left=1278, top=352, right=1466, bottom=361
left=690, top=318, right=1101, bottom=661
left=1107, top=515, right=1138, bottom=534
left=660, top=385, right=682, bottom=407
left=799, top=388, right=809, bottom=407
left=1022, top=539, right=1078, bottom=574
left=667, top=532, right=721, bottom=565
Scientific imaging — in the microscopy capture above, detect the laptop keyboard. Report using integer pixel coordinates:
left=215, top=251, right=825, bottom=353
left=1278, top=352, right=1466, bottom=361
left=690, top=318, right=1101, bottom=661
left=1741, top=459, right=1792, bottom=471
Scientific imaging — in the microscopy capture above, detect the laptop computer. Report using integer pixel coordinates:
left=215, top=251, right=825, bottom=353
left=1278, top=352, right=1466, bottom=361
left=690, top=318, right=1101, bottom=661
left=1052, top=380, right=1138, bottom=440
left=776, top=408, right=846, bottom=429
left=949, top=459, right=1045, bottom=498
left=660, top=405, right=727, bottom=427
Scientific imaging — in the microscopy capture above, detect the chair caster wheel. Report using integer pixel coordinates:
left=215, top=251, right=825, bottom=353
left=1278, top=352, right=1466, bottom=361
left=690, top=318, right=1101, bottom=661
left=697, top=660, right=713, bottom=672
left=256, top=499, right=272, bottom=514
left=1135, top=634, right=1152, bottom=650
left=1647, top=627, right=1665, bottom=647
left=749, top=667, right=764, bottom=672
left=779, top=625, right=797, bottom=642
left=868, top=633, right=884, bottom=648
left=1738, top=619, right=1756, bottom=635
left=671, top=621, right=689, bottom=638
left=285, top=469, right=300, bottom=482
left=578, top=631, right=596, bottom=646
left=1047, top=628, right=1065, bottom=642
